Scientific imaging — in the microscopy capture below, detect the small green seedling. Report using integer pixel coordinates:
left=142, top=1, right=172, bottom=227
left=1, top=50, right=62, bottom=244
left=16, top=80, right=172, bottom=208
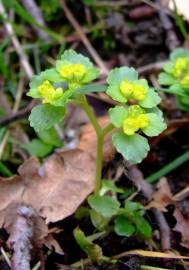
left=158, top=48, right=189, bottom=110
left=27, top=50, right=166, bottom=256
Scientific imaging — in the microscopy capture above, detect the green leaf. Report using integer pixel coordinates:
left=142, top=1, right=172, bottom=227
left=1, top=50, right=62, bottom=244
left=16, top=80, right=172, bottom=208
left=41, top=68, right=63, bottom=82
left=139, top=88, right=160, bottom=108
left=158, top=72, right=177, bottom=85
left=170, top=48, right=189, bottom=61
left=162, top=62, right=174, bottom=73
left=60, top=50, right=93, bottom=68
left=107, top=67, right=138, bottom=85
left=142, top=113, right=167, bottom=137
left=124, top=201, right=145, bottom=215
left=73, top=228, right=104, bottom=263
left=106, top=84, right=126, bottom=103
left=74, top=84, right=107, bottom=95
left=25, top=139, right=53, bottom=157
left=100, top=179, right=124, bottom=196
left=88, top=195, right=120, bottom=218
left=29, top=104, right=65, bottom=132
left=109, top=106, right=128, bottom=128
left=37, top=127, right=63, bottom=147
left=89, top=210, right=110, bottom=231
left=133, top=215, right=152, bottom=239
left=114, top=216, right=135, bottom=237
left=0, top=161, right=13, bottom=177
left=82, top=67, right=100, bottom=83
left=160, top=85, right=186, bottom=96
left=112, top=132, right=150, bottom=164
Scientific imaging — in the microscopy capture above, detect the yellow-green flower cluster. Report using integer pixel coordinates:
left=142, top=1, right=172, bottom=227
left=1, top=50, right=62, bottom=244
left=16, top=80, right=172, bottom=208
left=120, top=80, right=148, bottom=101
left=172, top=57, right=188, bottom=78
left=38, top=80, right=63, bottom=104
left=27, top=50, right=100, bottom=106
left=107, top=67, right=160, bottom=109
left=59, top=63, right=86, bottom=81
left=122, top=105, right=149, bottom=135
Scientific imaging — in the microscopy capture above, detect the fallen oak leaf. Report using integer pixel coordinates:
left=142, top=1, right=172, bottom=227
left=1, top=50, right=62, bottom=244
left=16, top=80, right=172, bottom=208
left=0, top=149, right=95, bottom=225
left=173, top=208, right=189, bottom=249
left=146, top=178, right=189, bottom=249
left=146, top=177, right=173, bottom=211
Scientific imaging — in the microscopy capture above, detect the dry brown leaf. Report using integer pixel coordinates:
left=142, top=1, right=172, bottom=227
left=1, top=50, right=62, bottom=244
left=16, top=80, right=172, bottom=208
left=0, top=149, right=95, bottom=225
left=146, top=177, right=173, bottom=211
left=146, top=178, right=189, bottom=249
left=173, top=208, right=189, bottom=249
left=78, top=116, right=115, bottom=162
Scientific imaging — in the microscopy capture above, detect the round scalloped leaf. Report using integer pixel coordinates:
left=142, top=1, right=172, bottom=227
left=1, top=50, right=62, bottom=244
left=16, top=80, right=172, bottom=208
left=25, top=139, right=53, bottom=158
left=169, top=84, right=187, bottom=96
left=60, top=49, right=93, bottom=68
left=158, top=72, right=177, bottom=86
left=142, top=113, right=166, bottom=137
left=112, top=132, right=150, bottom=164
left=29, top=104, right=65, bottom=132
left=88, top=195, right=120, bottom=218
left=133, top=215, right=152, bottom=239
left=114, top=216, right=135, bottom=237
left=37, top=127, right=63, bottom=147
left=107, top=67, right=138, bottom=85
left=139, top=88, right=160, bottom=108
left=109, top=106, right=128, bottom=128
left=170, top=48, right=189, bottom=61
left=82, top=67, right=100, bottom=83
left=106, top=84, right=126, bottom=103
left=162, top=62, right=174, bottom=73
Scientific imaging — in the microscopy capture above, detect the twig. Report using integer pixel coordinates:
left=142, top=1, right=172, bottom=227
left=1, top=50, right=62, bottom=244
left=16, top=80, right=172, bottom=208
left=59, top=0, right=108, bottom=75
left=8, top=205, right=35, bottom=270
left=0, top=100, right=36, bottom=126
left=21, top=0, right=51, bottom=42
left=0, top=130, right=10, bottom=160
left=141, top=0, right=171, bottom=16
left=137, top=61, right=168, bottom=75
left=156, top=0, right=180, bottom=51
left=0, top=247, right=11, bottom=267
left=126, top=163, right=171, bottom=251
left=94, top=0, right=128, bottom=7
left=0, top=0, right=33, bottom=79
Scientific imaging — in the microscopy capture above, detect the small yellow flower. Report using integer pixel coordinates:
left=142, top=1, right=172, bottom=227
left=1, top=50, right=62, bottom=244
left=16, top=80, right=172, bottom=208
left=181, top=74, right=189, bottom=88
left=172, top=57, right=188, bottom=78
left=122, top=105, right=149, bottom=135
left=120, top=80, right=147, bottom=101
left=59, top=63, right=86, bottom=80
left=38, top=80, right=63, bottom=104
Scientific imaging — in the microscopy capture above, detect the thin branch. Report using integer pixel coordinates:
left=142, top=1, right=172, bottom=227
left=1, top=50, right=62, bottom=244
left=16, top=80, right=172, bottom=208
left=0, top=0, right=33, bottom=79
left=137, top=61, right=168, bottom=75
left=8, top=205, right=35, bottom=270
left=21, top=0, right=51, bottom=42
left=59, top=0, right=108, bottom=75
left=126, top=163, right=171, bottom=251
left=0, top=100, right=36, bottom=126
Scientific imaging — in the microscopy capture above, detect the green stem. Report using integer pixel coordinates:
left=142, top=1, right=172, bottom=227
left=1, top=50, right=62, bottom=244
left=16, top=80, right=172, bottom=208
left=78, top=95, right=114, bottom=195
left=79, top=95, right=102, bottom=135
left=95, top=134, right=104, bottom=194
